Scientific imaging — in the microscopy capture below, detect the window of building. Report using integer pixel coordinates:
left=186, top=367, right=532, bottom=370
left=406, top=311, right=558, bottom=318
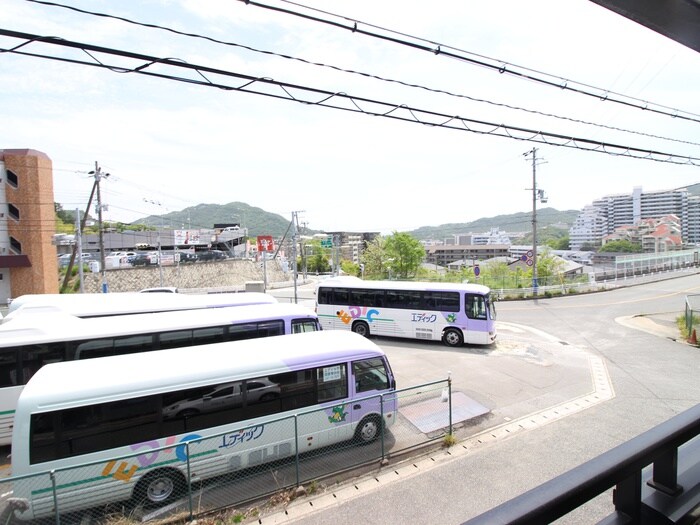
left=9, top=237, right=21, bottom=254
left=7, top=204, right=19, bottom=221
left=6, top=170, right=18, bottom=188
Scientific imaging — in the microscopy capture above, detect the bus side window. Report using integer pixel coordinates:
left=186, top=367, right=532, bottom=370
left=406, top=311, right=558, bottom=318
left=316, top=364, right=347, bottom=402
left=352, top=358, right=389, bottom=393
left=0, top=348, right=19, bottom=387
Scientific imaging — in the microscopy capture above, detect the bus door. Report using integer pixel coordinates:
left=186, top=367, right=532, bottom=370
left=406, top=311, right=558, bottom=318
left=349, top=358, right=394, bottom=439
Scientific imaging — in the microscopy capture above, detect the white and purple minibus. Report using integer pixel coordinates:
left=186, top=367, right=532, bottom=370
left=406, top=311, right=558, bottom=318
left=11, top=330, right=397, bottom=519
left=316, top=276, right=496, bottom=346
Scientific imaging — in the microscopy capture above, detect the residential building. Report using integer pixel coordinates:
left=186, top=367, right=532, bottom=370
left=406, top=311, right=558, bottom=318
left=602, top=215, right=683, bottom=253
left=454, top=228, right=511, bottom=246
left=569, top=186, right=698, bottom=250
left=425, top=244, right=510, bottom=267
left=0, top=149, right=59, bottom=300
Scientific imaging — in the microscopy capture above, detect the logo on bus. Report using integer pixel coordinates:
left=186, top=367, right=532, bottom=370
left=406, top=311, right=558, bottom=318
left=327, top=404, right=348, bottom=423
left=103, top=434, right=203, bottom=483
left=219, top=425, right=265, bottom=449
left=336, top=306, right=380, bottom=324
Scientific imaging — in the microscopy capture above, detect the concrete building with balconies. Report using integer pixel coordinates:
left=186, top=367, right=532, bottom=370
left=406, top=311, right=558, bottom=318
left=570, top=186, right=697, bottom=250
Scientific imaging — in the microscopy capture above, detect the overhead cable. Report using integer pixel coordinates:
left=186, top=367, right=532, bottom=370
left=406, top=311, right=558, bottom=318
left=1, top=29, right=698, bottom=167
left=241, top=0, right=700, bottom=125
left=19, top=0, right=700, bottom=148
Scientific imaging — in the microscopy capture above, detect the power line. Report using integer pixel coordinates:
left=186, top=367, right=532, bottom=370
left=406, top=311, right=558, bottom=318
left=243, top=0, right=700, bottom=124
left=20, top=0, right=700, bottom=148
left=1, top=30, right=698, bottom=167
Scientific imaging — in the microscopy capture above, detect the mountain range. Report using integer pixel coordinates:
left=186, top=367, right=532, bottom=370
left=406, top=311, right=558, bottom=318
left=135, top=183, right=700, bottom=242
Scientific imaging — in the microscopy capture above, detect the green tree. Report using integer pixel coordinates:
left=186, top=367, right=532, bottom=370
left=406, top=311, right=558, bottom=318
left=384, top=231, right=425, bottom=279
left=360, top=236, right=388, bottom=278
left=340, top=260, right=360, bottom=276
left=546, top=235, right=570, bottom=250
left=302, top=240, right=330, bottom=273
left=532, top=249, right=566, bottom=285
left=599, top=240, right=641, bottom=253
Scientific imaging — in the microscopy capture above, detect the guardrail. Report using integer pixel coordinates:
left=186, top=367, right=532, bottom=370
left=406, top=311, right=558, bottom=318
left=462, top=403, right=700, bottom=524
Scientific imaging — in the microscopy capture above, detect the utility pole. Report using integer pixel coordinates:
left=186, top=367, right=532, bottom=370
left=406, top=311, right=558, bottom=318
left=524, top=148, right=547, bottom=296
left=60, top=179, right=97, bottom=293
left=291, top=211, right=305, bottom=304
left=90, top=162, right=110, bottom=293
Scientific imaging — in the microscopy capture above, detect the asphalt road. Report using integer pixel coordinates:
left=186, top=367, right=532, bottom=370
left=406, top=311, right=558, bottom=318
left=261, top=273, right=700, bottom=525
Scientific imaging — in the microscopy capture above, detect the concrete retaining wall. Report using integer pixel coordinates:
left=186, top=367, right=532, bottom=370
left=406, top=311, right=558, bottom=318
left=80, top=259, right=292, bottom=293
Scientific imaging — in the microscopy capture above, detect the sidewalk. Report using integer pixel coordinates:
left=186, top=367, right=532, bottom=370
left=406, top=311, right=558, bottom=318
left=619, top=312, right=682, bottom=341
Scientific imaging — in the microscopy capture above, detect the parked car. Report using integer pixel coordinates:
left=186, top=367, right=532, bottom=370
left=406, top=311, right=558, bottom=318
left=197, top=250, right=228, bottom=262
left=58, top=253, right=94, bottom=268
left=162, top=379, right=279, bottom=419
left=130, top=253, right=152, bottom=266
left=179, top=252, right=198, bottom=264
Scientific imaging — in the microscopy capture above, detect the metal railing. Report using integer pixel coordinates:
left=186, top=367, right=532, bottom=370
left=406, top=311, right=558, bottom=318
left=462, top=403, right=700, bottom=524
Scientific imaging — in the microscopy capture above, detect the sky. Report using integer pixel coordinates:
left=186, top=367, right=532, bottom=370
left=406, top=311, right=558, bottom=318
left=1, top=0, right=699, bottom=235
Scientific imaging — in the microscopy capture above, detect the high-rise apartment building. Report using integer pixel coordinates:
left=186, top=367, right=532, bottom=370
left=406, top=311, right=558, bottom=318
left=569, top=186, right=700, bottom=250
left=0, top=149, right=59, bottom=301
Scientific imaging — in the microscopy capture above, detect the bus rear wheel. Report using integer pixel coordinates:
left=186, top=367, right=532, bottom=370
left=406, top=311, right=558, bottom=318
left=443, top=328, right=464, bottom=347
left=354, top=415, right=382, bottom=444
left=134, top=469, right=186, bottom=507
left=352, top=321, right=370, bottom=338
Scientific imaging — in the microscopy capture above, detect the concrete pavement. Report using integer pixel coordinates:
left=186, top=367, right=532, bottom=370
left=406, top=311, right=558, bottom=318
left=248, top=312, right=688, bottom=524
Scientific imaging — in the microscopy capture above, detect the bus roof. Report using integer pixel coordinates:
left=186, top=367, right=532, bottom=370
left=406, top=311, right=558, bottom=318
left=4, top=291, right=277, bottom=322
left=19, top=330, right=385, bottom=413
left=0, top=302, right=318, bottom=346
left=316, top=277, right=491, bottom=295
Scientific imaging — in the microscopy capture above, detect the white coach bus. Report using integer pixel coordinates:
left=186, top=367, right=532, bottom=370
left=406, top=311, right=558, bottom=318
left=316, top=276, right=497, bottom=346
left=0, top=302, right=319, bottom=446
left=11, top=330, right=397, bottom=519
left=3, top=291, right=277, bottom=323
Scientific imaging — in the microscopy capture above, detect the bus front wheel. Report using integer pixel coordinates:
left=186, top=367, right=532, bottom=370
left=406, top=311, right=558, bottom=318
left=134, top=469, right=185, bottom=506
left=352, top=321, right=370, bottom=338
left=443, top=328, right=464, bottom=347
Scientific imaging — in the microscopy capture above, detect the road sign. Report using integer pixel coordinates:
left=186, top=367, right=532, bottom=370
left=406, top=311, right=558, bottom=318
left=474, top=265, right=480, bottom=277
left=256, top=235, right=274, bottom=252
left=321, top=237, right=332, bottom=248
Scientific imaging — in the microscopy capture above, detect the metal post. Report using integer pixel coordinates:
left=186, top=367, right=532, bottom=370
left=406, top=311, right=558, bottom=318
left=158, top=214, right=164, bottom=287
left=75, top=209, right=84, bottom=293
left=380, top=393, right=386, bottom=460
left=530, top=148, right=538, bottom=295
left=294, top=415, right=300, bottom=486
left=448, top=374, right=453, bottom=435
left=93, top=162, right=109, bottom=293
left=292, top=212, right=298, bottom=304
left=50, top=470, right=61, bottom=525
left=185, top=442, right=194, bottom=519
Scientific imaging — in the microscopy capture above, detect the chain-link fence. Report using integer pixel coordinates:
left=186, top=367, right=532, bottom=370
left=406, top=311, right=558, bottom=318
left=0, top=379, right=456, bottom=524
left=685, top=294, right=700, bottom=339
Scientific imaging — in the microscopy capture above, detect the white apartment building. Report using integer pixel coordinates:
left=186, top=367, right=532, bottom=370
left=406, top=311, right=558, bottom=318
left=453, top=228, right=511, bottom=246
left=569, top=186, right=700, bottom=250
